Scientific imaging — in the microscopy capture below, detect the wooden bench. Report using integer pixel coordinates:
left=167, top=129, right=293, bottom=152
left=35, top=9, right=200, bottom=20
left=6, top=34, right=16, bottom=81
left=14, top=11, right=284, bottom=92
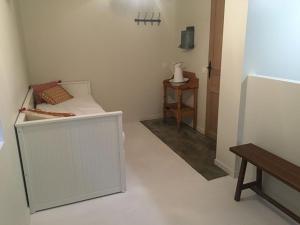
left=230, top=144, right=300, bottom=223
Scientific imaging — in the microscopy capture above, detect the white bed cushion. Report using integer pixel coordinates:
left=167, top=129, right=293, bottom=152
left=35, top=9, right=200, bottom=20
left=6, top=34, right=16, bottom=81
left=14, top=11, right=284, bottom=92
left=37, top=95, right=105, bottom=116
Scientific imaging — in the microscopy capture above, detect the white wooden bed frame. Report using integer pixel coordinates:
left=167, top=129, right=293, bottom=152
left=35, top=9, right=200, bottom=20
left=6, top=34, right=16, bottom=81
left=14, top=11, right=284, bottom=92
left=15, top=81, right=126, bottom=213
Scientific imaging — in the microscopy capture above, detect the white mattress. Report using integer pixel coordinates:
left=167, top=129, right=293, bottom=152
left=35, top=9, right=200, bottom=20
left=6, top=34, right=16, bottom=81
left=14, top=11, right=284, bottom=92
left=37, top=95, right=105, bottom=116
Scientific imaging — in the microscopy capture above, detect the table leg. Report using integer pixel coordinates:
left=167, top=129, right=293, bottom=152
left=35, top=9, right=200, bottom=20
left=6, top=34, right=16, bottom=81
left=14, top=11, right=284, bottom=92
left=193, top=89, right=198, bottom=129
left=256, top=167, right=263, bottom=190
left=235, top=159, right=248, bottom=201
left=176, top=89, right=182, bottom=130
left=163, top=85, right=167, bottom=122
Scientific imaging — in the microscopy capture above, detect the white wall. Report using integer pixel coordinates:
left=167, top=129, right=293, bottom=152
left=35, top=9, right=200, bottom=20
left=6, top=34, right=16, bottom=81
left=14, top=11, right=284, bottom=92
left=17, top=0, right=178, bottom=122
left=240, top=0, right=300, bottom=215
left=17, top=0, right=213, bottom=126
left=215, top=0, right=249, bottom=175
left=0, top=0, right=30, bottom=224
left=242, top=75, right=300, bottom=215
left=244, top=0, right=300, bottom=81
left=174, top=0, right=211, bottom=133
left=216, top=0, right=300, bottom=218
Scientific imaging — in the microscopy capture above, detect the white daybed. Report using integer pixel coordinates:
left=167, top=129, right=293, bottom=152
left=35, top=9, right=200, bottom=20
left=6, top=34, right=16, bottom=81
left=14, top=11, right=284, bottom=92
left=15, top=81, right=126, bottom=213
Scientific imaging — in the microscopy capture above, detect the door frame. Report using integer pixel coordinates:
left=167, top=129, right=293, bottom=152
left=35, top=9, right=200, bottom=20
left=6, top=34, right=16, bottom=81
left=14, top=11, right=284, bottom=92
left=205, top=0, right=225, bottom=140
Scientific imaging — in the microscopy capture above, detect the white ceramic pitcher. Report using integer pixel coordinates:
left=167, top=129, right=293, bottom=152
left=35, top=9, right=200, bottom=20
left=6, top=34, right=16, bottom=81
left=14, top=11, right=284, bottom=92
left=173, top=62, right=184, bottom=82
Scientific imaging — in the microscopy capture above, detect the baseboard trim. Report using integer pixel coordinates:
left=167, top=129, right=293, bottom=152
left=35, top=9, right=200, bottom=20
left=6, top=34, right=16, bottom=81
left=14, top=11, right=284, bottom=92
left=214, top=158, right=235, bottom=177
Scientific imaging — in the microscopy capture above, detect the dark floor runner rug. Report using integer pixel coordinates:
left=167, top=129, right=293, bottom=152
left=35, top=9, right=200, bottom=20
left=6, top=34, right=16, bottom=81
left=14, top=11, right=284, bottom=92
left=141, top=119, right=227, bottom=181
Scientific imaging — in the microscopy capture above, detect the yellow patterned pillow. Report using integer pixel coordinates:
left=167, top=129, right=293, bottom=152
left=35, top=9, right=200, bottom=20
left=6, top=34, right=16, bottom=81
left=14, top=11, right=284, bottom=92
left=41, top=85, right=73, bottom=105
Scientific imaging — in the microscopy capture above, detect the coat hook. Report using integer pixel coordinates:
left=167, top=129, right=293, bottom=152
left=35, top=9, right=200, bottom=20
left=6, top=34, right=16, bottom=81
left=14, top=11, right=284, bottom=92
left=158, top=12, right=161, bottom=26
left=137, top=12, right=141, bottom=25
left=144, top=12, right=148, bottom=25
left=151, top=12, right=155, bottom=26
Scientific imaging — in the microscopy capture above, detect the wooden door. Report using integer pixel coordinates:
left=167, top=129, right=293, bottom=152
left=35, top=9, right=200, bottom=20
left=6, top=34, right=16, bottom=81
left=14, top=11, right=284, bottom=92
left=205, top=0, right=225, bottom=140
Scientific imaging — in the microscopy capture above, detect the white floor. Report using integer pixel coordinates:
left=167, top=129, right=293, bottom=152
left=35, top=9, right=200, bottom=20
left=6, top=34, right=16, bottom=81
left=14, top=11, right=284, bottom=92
left=30, top=123, right=297, bottom=225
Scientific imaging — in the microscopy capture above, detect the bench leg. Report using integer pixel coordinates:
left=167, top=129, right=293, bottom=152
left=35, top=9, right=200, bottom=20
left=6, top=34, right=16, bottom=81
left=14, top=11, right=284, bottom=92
left=234, top=159, right=248, bottom=201
left=256, top=167, right=263, bottom=190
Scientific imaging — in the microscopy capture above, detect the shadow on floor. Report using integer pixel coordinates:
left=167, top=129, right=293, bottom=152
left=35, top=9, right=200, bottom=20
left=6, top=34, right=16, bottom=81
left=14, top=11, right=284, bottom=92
left=141, top=118, right=227, bottom=181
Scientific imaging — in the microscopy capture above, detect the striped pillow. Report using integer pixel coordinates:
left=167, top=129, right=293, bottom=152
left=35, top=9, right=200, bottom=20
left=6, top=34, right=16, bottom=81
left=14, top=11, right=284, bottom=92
left=41, top=85, right=73, bottom=105
left=31, top=80, right=61, bottom=104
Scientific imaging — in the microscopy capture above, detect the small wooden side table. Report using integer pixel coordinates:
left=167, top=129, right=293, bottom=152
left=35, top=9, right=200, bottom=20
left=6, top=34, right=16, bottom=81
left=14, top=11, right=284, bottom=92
left=163, top=71, right=199, bottom=130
